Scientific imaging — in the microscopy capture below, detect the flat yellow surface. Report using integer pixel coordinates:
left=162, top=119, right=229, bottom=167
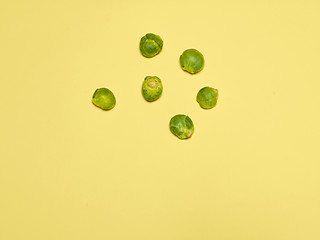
left=1, top=0, right=320, bottom=239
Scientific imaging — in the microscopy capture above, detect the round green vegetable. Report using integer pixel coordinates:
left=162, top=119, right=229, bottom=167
left=92, top=88, right=116, bottom=110
left=169, top=114, right=194, bottom=139
left=139, top=33, right=163, bottom=58
left=142, top=76, right=163, bottom=102
left=179, top=49, right=204, bottom=74
left=196, top=87, right=218, bottom=109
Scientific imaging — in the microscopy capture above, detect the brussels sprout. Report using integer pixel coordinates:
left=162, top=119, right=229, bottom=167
left=92, top=88, right=116, bottom=110
left=142, top=76, right=163, bottom=102
left=179, top=49, right=204, bottom=74
left=139, top=33, right=163, bottom=58
left=169, top=114, right=194, bottom=139
left=196, top=87, right=218, bottom=109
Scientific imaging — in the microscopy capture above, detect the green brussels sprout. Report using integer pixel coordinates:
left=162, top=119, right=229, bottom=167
left=92, top=88, right=116, bottom=110
left=179, top=48, right=204, bottom=74
left=142, top=76, right=163, bottom=102
left=139, top=33, right=163, bottom=58
left=196, top=87, right=218, bottom=109
left=169, top=114, right=194, bottom=139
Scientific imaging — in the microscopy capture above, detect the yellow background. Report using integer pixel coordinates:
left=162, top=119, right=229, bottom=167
left=1, top=0, right=320, bottom=239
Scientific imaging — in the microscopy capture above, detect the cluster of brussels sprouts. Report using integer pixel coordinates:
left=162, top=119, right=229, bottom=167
left=92, top=33, right=219, bottom=140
